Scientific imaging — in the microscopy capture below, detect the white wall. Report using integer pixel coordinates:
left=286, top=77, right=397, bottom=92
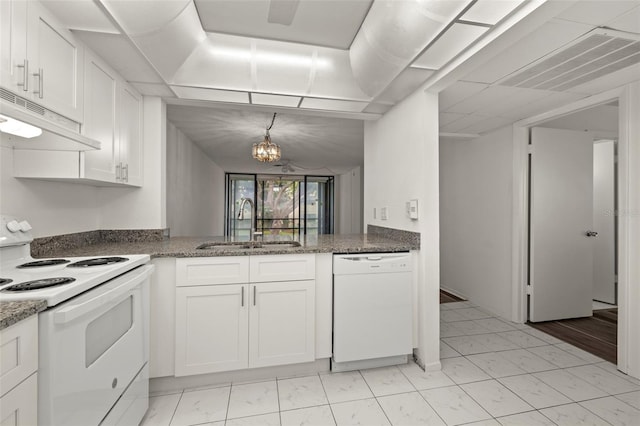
left=166, top=122, right=225, bottom=236
left=99, top=97, right=167, bottom=230
left=0, top=96, right=167, bottom=237
left=364, top=89, right=440, bottom=370
left=439, top=126, right=514, bottom=319
left=0, top=145, right=100, bottom=237
left=335, top=166, right=362, bottom=234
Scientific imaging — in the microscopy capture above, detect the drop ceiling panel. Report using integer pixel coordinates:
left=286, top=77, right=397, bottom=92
left=40, top=0, right=118, bottom=33
left=194, top=0, right=372, bottom=49
left=171, top=86, right=249, bottom=103
left=102, top=0, right=191, bottom=35
left=412, top=24, right=488, bottom=70
left=461, top=116, right=514, bottom=134
left=251, top=93, right=300, bottom=107
left=461, top=0, right=525, bottom=25
left=439, top=81, right=489, bottom=110
left=497, top=91, right=587, bottom=120
left=173, top=36, right=253, bottom=90
left=253, top=40, right=315, bottom=94
left=440, top=114, right=491, bottom=132
left=556, top=0, right=639, bottom=26
left=477, top=87, right=568, bottom=117
left=300, top=98, right=368, bottom=113
left=606, top=6, right=640, bottom=33
left=376, top=68, right=435, bottom=104
left=73, top=31, right=163, bottom=83
left=439, top=112, right=467, bottom=126
left=445, top=85, right=522, bottom=114
left=563, top=62, right=640, bottom=95
left=463, top=19, right=594, bottom=84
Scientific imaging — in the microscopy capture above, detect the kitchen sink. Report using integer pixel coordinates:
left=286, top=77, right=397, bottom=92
left=196, top=241, right=301, bottom=250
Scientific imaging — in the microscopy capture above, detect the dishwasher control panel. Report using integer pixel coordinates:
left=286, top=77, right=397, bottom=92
left=333, top=253, right=412, bottom=275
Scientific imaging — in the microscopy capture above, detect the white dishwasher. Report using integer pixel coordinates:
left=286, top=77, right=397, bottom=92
left=332, top=252, right=413, bottom=372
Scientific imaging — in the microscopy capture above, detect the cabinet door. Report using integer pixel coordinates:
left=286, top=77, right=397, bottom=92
left=118, top=82, right=143, bottom=186
left=0, top=0, right=28, bottom=93
left=82, top=50, right=117, bottom=183
left=249, top=281, right=315, bottom=368
left=27, top=1, right=83, bottom=121
left=175, top=285, right=249, bottom=376
left=0, top=373, right=37, bottom=426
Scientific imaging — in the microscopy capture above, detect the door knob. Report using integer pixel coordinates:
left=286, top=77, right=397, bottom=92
left=585, top=231, right=598, bottom=237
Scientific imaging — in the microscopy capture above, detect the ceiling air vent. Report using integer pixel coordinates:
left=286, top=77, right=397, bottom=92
left=498, top=28, right=640, bottom=92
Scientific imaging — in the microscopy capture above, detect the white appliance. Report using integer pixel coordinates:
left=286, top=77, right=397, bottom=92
left=0, top=215, right=153, bottom=426
left=332, top=252, right=412, bottom=372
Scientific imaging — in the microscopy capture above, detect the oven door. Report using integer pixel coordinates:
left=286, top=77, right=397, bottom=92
left=38, top=264, right=153, bottom=426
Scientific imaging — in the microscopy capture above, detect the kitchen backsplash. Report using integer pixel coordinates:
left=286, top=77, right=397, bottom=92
left=367, top=225, right=420, bottom=248
left=31, top=229, right=166, bottom=257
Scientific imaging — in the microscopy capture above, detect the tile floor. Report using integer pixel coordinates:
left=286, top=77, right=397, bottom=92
left=141, top=301, right=640, bottom=426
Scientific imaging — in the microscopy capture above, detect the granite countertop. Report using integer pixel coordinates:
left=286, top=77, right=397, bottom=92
left=36, top=234, right=418, bottom=259
left=0, top=300, right=47, bottom=330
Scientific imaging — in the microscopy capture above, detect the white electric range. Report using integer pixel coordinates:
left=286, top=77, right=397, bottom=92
left=0, top=215, right=154, bottom=426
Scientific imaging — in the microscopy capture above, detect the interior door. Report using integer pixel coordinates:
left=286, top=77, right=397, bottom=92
left=593, top=140, right=616, bottom=304
left=530, top=127, right=595, bottom=322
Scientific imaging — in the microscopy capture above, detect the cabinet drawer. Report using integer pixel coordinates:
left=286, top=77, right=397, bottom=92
left=250, top=254, right=316, bottom=283
left=0, top=316, right=37, bottom=397
left=176, top=257, right=249, bottom=286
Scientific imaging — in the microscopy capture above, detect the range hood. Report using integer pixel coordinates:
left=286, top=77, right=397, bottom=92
left=0, top=89, right=100, bottom=151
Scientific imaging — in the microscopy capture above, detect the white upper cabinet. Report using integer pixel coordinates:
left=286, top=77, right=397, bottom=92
left=0, top=0, right=28, bottom=93
left=1, top=0, right=83, bottom=122
left=27, top=1, right=83, bottom=121
left=82, top=50, right=118, bottom=182
left=82, top=49, right=143, bottom=186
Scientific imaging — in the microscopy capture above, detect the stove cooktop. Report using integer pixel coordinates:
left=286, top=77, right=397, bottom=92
left=0, top=254, right=150, bottom=306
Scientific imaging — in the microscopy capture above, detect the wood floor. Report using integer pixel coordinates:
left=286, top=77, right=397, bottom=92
left=438, top=290, right=618, bottom=364
left=527, top=309, right=618, bottom=364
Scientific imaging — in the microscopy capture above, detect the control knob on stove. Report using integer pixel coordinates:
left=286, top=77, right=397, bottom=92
left=6, top=220, right=21, bottom=233
left=18, top=221, right=32, bottom=232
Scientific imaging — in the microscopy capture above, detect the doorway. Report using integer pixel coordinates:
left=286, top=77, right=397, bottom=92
left=512, top=85, right=638, bottom=375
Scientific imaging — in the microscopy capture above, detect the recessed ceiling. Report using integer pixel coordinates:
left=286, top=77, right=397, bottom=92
left=194, top=0, right=373, bottom=49
left=166, top=105, right=364, bottom=174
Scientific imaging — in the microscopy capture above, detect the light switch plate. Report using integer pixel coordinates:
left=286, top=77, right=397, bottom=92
left=381, top=207, right=388, bottom=220
left=409, top=199, right=418, bottom=220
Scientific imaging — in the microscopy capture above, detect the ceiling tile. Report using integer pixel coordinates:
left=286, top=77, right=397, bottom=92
left=461, top=0, right=525, bottom=25
left=194, top=0, right=372, bottom=49
left=439, top=112, right=467, bottom=126
left=439, top=81, right=489, bottom=111
left=251, top=93, right=301, bottom=107
left=477, top=87, right=559, bottom=117
left=446, top=85, right=521, bottom=114
left=556, top=0, right=640, bottom=26
left=462, top=19, right=594, bottom=84
left=461, top=116, right=514, bottom=133
left=300, top=98, right=368, bottom=113
left=40, top=0, right=118, bottom=33
left=440, top=114, right=490, bottom=132
left=171, top=86, right=249, bottom=103
left=376, top=68, right=435, bottom=104
left=412, top=24, right=489, bottom=70
left=73, top=31, right=163, bottom=83
left=606, top=6, right=640, bottom=34
left=498, top=91, right=587, bottom=120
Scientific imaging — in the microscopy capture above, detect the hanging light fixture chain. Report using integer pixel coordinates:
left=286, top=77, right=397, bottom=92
left=267, top=113, right=277, bottom=131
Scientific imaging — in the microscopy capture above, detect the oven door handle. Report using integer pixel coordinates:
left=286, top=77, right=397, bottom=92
left=53, top=265, right=154, bottom=324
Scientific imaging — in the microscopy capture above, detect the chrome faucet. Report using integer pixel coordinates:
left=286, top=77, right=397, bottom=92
left=237, top=197, right=259, bottom=241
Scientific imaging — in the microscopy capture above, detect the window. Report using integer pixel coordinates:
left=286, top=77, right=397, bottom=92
left=226, top=174, right=334, bottom=239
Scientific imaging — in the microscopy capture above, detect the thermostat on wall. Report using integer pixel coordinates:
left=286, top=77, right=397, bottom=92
left=408, top=199, right=418, bottom=220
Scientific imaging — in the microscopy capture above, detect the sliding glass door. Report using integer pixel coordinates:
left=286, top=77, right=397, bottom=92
left=226, top=174, right=333, bottom=239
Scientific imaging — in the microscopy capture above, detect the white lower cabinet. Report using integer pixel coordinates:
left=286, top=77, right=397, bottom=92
left=174, top=255, right=316, bottom=377
left=175, top=284, right=249, bottom=376
left=0, top=316, right=38, bottom=426
left=249, top=281, right=315, bottom=368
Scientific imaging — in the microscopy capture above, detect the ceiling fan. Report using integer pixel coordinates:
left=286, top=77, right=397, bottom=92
left=271, top=160, right=296, bottom=173
left=267, top=0, right=300, bottom=25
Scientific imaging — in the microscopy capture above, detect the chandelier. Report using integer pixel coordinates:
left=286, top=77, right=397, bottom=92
left=252, top=113, right=282, bottom=162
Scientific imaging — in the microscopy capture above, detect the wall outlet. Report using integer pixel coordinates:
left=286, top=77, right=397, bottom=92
left=381, top=207, right=388, bottom=220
